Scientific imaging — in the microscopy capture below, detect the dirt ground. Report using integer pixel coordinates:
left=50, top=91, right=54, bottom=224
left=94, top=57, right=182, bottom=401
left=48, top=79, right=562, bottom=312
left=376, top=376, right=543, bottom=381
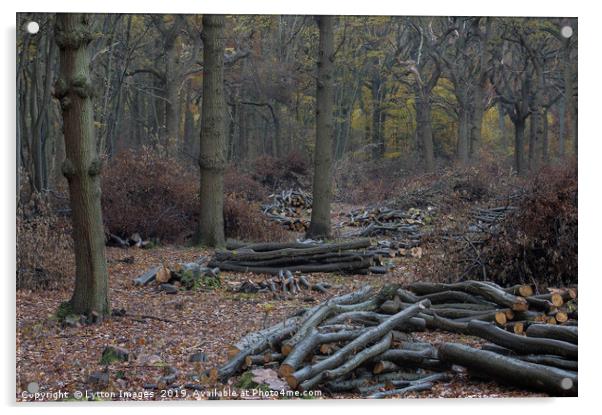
left=16, top=244, right=544, bottom=401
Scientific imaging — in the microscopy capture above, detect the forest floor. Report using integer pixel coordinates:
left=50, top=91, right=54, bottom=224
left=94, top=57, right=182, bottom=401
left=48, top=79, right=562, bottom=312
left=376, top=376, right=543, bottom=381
left=16, top=215, right=545, bottom=401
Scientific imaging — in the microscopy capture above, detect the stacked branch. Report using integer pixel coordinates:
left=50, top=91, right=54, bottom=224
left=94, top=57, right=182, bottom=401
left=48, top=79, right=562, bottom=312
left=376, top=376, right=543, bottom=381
left=209, top=239, right=386, bottom=275
left=208, top=280, right=577, bottom=398
left=339, top=206, right=426, bottom=246
left=262, top=189, right=312, bottom=231
left=237, top=272, right=331, bottom=294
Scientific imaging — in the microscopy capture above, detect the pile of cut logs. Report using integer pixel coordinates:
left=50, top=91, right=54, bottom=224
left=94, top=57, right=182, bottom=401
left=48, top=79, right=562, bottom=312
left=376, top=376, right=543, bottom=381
left=209, top=239, right=389, bottom=275
left=262, top=189, right=312, bottom=232
left=208, top=281, right=577, bottom=398
left=339, top=207, right=426, bottom=246
left=237, top=271, right=331, bottom=294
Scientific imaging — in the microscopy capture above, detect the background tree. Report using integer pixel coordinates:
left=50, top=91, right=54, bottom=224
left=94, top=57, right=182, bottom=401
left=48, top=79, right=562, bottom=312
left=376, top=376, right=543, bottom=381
left=197, top=14, right=227, bottom=247
left=54, top=13, right=110, bottom=318
left=307, top=15, right=335, bottom=239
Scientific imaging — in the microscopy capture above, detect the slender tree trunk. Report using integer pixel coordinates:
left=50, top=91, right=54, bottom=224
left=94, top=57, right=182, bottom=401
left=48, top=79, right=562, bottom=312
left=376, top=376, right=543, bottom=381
left=416, top=95, right=435, bottom=172
left=558, top=96, right=566, bottom=158
left=470, top=19, right=491, bottom=159
left=197, top=14, right=226, bottom=248
left=165, top=42, right=179, bottom=157
left=307, top=15, right=334, bottom=239
left=54, top=13, right=110, bottom=318
left=498, top=102, right=507, bottom=150
left=542, top=108, right=549, bottom=163
left=562, top=38, right=576, bottom=157
left=456, top=94, right=470, bottom=164
left=470, top=88, right=484, bottom=159
left=514, top=118, right=527, bottom=176
left=530, top=68, right=545, bottom=170
left=370, top=75, right=384, bottom=160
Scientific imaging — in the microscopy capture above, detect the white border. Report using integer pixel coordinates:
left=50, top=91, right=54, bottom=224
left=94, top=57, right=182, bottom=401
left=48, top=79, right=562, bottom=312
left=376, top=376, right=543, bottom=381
left=2, top=1, right=597, bottom=415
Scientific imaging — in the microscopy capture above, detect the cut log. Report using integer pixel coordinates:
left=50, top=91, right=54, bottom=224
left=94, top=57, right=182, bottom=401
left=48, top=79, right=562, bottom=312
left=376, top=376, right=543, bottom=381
left=133, top=266, right=160, bottom=286
left=227, top=316, right=300, bottom=358
left=214, top=239, right=371, bottom=262
left=322, top=333, right=393, bottom=380
left=367, top=382, right=434, bottom=399
left=372, top=360, right=401, bottom=374
left=431, top=303, right=495, bottom=311
left=525, top=324, right=578, bottom=345
left=551, top=310, right=569, bottom=323
left=504, top=284, right=534, bottom=297
left=455, top=310, right=508, bottom=326
left=225, top=240, right=321, bottom=251
left=279, top=329, right=364, bottom=377
left=287, top=300, right=431, bottom=389
left=466, top=320, right=578, bottom=360
left=211, top=258, right=371, bottom=275
left=420, top=290, right=497, bottom=306
left=504, top=321, right=525, bottom=335
left=408, top=281, right=528, bottom=311
left=216, top=320, right=299, bottom=382
left=438, top=343, right=577, bottom=396
left=517, top=354, right=578, bottom=372
left=299, top=334, right=392, bottom=391
left=281, top=286, right=373, bottom=355
left=372, top=348, right=440, bottom=370
left=107, top=233, right=130, bottom=248
left=156, top=265, right=171, bottom=284
left=420, top=313, right=469, bottom=334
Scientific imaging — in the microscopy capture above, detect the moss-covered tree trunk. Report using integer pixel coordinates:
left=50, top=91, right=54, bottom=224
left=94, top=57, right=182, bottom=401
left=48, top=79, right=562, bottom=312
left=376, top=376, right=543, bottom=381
left=197, top=14, right=226, bottom=247
left=54, top=13, right=109, bottom=318
left=306, top=16, right=334, bottom=239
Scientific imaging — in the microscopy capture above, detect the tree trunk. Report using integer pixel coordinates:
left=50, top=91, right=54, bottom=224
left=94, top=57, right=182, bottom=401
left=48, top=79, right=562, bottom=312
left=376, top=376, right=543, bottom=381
left=470, top=88, right=484, bottom=159
left=514, top=117, right=527, bottom=176
left=457, top=98, right=470, bottom=164
left=498, top=102, right=507, bottom=150
left=307, top=16, right=335, bottom=239
left=439, top=343, right=577, bottom=396
left=558, top=96, right=566, bottom=158
left=542, top=108, right=550, bottom=163
left=197, top=14, right=226, bottom=248
left=54, top=13, right=110, bottom=318
left=370, top=73, right=384, bottom=160
left=416, top=96, right=435, bottom=172
left=165, top=38, right=179, bottom=157
left=562, top=37, right=576, bottom=157
left=183, top=80, right=196, bottom=155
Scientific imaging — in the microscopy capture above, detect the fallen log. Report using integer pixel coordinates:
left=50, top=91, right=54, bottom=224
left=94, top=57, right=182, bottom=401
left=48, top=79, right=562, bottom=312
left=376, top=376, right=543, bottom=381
left=217, top=320, right=299, bottom=382
left=323, top=334, right=393, bottom=381
left=133, top=266, right=161, bottom=286
left=408, top=281, right=528, bottom=311
left=525, top=324, right=578, bottom=345
left=503, top=284, right=534, bottom=297
left=480, top=344, right=578, bottom=371
left=227, top=316, right=301, bottom=358
left=438, top=343, right=577, bottom=396
left=225, top=240, right=320, bottom=251
left=214, top=239, right=371, bottom=262
left=279, top=329, right=364, bottom=377
left=211, top=258, right=372, bottom=275
left=287, top=300, right=431, bottom=389
left=466, top=320, right=578, bottom=360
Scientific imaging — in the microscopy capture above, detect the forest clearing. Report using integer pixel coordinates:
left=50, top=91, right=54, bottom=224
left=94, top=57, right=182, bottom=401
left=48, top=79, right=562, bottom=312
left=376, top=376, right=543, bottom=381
left=15, top=12, right=577, bottom=402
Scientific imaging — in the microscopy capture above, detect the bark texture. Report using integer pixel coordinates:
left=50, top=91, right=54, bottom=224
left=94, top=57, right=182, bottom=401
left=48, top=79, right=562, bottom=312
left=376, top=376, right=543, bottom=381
left=307, top=16, right=335, bottom=239
left=439, top=343, right=577, bottom=396
left=54, top=13, right=110, bottom=317
left=198, top=14, right=226, bottom=247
